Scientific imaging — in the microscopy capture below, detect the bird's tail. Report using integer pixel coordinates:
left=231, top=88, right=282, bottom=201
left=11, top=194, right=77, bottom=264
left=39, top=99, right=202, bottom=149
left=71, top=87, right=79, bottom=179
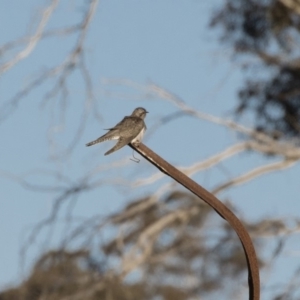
left=86, top=130, right=119, bottom=147
left=86, top=138, right=103, bottom=147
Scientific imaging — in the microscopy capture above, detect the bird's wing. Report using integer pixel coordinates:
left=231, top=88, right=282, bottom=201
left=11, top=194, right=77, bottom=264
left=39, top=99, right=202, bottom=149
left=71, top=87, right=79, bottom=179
left=104, top=116, right=130, bottom=130
left=130, top=118, right=145, bottom=137
left=119, top=117, right=145, bottom=137
left=86, top=117, right=144, bottom=147
left=106, top=116, right=144, bottom=130
left=104, top=137, right=131, bottom=155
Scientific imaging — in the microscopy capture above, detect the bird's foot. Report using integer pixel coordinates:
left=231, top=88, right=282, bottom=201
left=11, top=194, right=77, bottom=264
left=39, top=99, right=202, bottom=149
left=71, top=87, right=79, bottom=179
left=131, top=140, right=141, bottom=145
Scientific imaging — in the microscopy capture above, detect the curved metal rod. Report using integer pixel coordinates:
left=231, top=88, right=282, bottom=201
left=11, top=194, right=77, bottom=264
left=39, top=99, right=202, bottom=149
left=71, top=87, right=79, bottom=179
left=129, top=143, right=260, bottom=300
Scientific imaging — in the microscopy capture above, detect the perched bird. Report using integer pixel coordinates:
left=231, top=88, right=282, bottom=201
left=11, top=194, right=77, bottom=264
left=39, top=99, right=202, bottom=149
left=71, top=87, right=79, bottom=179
left=86, top=107, right=148, bottom=155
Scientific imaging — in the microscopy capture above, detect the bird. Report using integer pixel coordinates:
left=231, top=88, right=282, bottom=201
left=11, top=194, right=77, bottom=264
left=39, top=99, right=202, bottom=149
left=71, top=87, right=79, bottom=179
left=86, top=107, right=148, bottom=155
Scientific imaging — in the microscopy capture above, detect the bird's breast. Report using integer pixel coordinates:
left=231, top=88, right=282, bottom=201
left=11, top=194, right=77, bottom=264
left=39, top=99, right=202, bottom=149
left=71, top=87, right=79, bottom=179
left=131, top=127, right=145, bottom=143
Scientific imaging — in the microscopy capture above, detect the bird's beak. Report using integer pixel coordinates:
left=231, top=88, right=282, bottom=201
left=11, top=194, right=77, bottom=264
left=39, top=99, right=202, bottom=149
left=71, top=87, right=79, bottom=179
left=145, top=110, right=149, bottom=113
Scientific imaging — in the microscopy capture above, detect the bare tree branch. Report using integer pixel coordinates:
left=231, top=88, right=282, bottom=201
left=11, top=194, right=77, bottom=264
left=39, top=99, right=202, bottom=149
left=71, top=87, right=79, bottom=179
left=212, top=159, right=297, bottom=195
left=279, top=0, right=300, bottom=15
left=0, top=0, right=59, bottom=74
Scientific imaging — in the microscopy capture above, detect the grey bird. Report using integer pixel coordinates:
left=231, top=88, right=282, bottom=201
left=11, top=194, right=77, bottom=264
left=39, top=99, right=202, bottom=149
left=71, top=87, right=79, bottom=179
left=86, top=107, right=148, bottom=155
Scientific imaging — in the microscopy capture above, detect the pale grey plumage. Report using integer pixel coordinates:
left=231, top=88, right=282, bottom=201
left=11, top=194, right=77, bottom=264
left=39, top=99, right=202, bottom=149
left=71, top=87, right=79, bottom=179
left=86, top=107, right=148, bottom=155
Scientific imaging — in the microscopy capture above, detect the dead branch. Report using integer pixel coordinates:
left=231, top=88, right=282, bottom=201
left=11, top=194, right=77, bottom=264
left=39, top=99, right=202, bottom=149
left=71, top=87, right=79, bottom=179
left=0, top=0, right=59, bottom=74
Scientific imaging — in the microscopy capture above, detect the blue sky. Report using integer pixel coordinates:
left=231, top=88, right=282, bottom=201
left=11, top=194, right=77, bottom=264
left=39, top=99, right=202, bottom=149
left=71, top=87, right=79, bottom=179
left=1, top=0, right=300, bottom=298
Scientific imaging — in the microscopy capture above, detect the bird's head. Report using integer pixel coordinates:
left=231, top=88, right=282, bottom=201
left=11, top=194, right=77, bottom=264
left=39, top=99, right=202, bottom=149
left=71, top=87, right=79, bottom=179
left=132, top=107, right=149, bottom=119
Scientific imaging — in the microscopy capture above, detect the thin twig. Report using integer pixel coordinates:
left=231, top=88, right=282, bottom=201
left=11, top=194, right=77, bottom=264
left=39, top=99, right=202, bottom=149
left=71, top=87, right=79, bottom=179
left=0, top=0, right=59, bottom=74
